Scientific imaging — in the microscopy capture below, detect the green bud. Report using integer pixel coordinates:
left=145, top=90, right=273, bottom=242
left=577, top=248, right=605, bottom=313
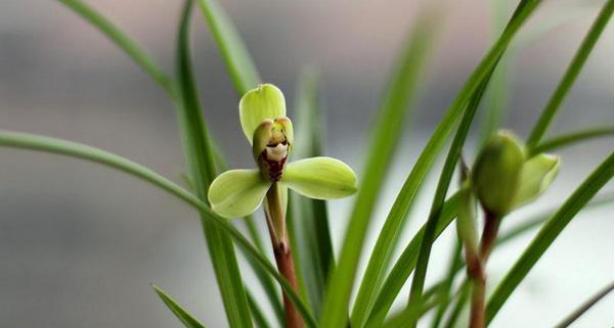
left=252, top=117, right=294, bottom=181
left=512, top=153, right=560, bottom=209
left=472, top=131, right=526, bottom=217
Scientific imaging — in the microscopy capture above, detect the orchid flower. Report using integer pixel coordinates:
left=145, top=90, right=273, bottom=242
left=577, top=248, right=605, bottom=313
left=207, top=83, right=357, bottom=240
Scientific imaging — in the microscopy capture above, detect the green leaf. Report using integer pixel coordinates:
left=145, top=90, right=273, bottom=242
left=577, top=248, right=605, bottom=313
left=486, top=153, right=614, bottom=324
left=208, top=169, right=271, bottom=218
left=196, top=0, right=260, bottom=95
left=530, top=126, right=614, bottom=156
left=152, top=284, right=207, bottom=328
left=176, top=2, right=253, bottom=326
left=553, top=282, right=614, bottom=328
left=281, top=157, right=357, bottom=199
left=442, top=281, right=472, bottom=328
left=240, top=84, right=288, bottom=143
left=289, top=70, right=335, bottom=315
left=247, top=291, right=273, bottom=328
left=429, top=240, right=464, bottom=328
left=346, top=3, right=541, bottom=326
left=365, top=192, right=462, bottom=328
left=526, top=0, right=613, bottom=147
left=58, top=0, right=176, bottom=99
left=511, top=153, right=560, bottom=208
left=497, top=193, right=612, bottom=246
left=0, top=130, right=317, bottom=327
left=326, top=12, right=439, bottom=327
left=406, top=71, right=490, bottom=325
left=479, top=0, right=515, bottom=146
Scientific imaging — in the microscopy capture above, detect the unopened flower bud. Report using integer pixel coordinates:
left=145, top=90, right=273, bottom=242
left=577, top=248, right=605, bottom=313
left=472, top=131, right=526, bottom=217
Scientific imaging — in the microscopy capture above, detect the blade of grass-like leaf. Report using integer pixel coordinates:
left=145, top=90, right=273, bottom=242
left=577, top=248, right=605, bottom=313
left=526, top=0, right=613, bottom=147
left=479, top=0, right=513, bottom=146
left=497, top=193, right=612, bottom=246
left=486, top=153, right=614, bottom=324
left=0, top=130, right=317, bottom=327
left=285, top=195, right=311, bottom=309
left=327, top=12, right=438, bottom=327
left=429, top=240, right=463, bottom=328
left=530, top=126, right=613, bottom=156
left=57, top=0, right=176, bottom=99
left=382, top=291, right=444, bottom=328
left=177, top=2, right=253, bottom=326
left=247, top=291, right=273, bottom=328
left=553, top=282, right=614, bottom=328
left=365, top=192, right=462, bottom=328
left=347, top=3, right=541, bottom=326
left=153, top=285, right=207, bottom=328
left=195, top=0, right=260, bottom=95
left=406, top=74, right=490, bottom=328
left=290, top=70, right=334, bottom=316
left=442, top=281, right=471, bottom=328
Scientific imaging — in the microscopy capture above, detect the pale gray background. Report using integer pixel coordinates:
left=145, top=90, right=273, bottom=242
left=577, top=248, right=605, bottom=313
left=0, top=0, right=613, bottom=327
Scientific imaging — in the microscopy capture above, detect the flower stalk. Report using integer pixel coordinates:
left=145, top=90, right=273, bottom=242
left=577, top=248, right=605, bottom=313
left=265, top=183, right=303, bottom=328
left=461, top=130, right=561, bottom=328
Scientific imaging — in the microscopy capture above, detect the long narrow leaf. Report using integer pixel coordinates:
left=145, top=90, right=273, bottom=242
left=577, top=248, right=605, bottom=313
left=526, top=0, right=613, bottom=147
left=530, top=126, right=613, bottom=155
left=196, top=0, right=260, bottom=95
left=345, top=2, right=542, bottom=327
left=153, top=285, right=207, bottom=328
left=57, top=0, right=176, bottom=99
left=406, top=72, right=490, bottom=325
left=176, top=2, right=252, bottom=326
left=365, top=193, right=462, bottom=328
left=324, top=13, right=438, bottom=327
left=290, top=70, right=334, bottom=315
left=429, top=240, right=463, bottom=328
left=553, top=282, right=614, bottom=328
left=486, top=153, right=614, bottom=324
left=442, top=281, right=472, bottom=328
left=247, top=291, right=273, bottom=328
left=479, top=0, right=514, bottom=145
left=0, top=130, right=317, bottom=327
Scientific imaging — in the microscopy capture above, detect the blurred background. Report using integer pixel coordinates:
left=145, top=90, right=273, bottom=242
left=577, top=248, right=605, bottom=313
left=0, top=0, right=613, bottom=327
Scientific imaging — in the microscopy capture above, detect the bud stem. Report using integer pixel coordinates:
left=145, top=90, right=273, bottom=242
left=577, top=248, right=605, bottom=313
left=468, top=210, right=501, bottom=328
left=264, top=183, right=304, bottom=328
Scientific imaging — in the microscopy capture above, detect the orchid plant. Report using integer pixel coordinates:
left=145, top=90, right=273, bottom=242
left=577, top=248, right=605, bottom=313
left=0, top=0, right=612, bottom=328
left=208, top=83, right=357, bottom=327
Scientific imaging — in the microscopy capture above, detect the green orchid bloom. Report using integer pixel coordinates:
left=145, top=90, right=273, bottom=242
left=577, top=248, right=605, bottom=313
left=208, top=83, right=357, bottom=226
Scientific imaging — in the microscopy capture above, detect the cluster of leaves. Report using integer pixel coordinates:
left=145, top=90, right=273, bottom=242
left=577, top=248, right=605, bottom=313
left=0, top=0, right=613, bottom=327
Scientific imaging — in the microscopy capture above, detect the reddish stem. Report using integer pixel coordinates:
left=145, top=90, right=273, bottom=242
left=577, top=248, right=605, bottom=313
left=468, top=210, right=501, bottom=328
left=265, top=183, right=304, bottom=328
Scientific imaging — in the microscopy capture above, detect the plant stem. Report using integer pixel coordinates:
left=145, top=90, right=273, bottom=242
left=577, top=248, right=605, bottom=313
left=469, top=210, right=501, bottom=328
left=466, top=246, right=485, bottom=328
left=265, top=183, right=304, bottom=328
left=480, top=211, right=501, bottom=261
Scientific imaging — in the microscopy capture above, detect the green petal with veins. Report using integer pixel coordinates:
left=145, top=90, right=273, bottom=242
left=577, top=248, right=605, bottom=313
left=208, top=169, right=272, bottom=218
left=281, top=157, right=357, bottom=199
left=239, top=84, right=286, bottom=143
left=512, top=153, right=560, bottom=209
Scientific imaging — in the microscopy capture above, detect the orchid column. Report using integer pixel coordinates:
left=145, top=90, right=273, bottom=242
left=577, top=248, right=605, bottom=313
left=208, top=84, right=357, bottom=327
